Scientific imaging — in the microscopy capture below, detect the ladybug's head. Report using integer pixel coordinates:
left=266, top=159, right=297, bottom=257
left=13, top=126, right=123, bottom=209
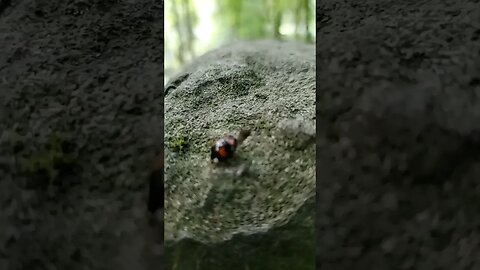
left=226, top=135, right=237, bottom=150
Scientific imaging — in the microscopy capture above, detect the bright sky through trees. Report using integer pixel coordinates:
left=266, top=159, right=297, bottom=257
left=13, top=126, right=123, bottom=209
left=165, top=0, right=316, bottom=84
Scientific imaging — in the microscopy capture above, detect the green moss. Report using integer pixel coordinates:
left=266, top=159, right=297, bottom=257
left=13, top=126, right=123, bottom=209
left=167, top=135, right=190, bottom=152
left=165, top=202, right=315, bottom=270
left=22, top=134, right=76, bottom=187
left=163, top=41, right=315, bottom=244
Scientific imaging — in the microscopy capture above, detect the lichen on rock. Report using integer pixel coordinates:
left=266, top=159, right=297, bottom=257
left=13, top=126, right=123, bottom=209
left=164, top=40, right=315, bottom=243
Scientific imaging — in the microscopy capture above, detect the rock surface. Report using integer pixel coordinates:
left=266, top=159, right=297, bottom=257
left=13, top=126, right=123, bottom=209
left=1, top=1, right=163, bottom=269
left=318, top=0, right=480, bottom=269
left=164, top=40, right=316, bottom=243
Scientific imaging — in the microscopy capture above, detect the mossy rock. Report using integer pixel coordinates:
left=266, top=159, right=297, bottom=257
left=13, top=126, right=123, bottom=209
left=164, top=40, right=315, bottom=243
left=167, top=135, right=190, bottom=153
left=22, top=133, right=77, bottom=188
left=165, top=200, right=315, bottom=270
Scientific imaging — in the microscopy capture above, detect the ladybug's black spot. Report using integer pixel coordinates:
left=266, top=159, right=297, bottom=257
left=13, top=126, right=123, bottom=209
left=210, top=145, right=218, bottom=161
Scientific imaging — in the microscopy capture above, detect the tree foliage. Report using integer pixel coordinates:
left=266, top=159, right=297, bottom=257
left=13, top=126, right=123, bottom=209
left=165, top=0, right=315, bottom=82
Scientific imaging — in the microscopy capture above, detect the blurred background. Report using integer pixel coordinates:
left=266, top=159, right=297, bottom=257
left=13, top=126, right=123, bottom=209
left=164, top=0, right=316, bottom=84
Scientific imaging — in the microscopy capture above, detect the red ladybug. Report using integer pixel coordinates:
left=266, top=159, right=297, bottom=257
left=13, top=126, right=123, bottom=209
left=211, top=135, right=238, bottom=163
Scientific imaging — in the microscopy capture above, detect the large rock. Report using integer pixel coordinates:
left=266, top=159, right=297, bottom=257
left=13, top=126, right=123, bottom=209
left=164, top=40, right=315, bottom=243
left=0, top=1, right=163, bottom=269
left=317, top=0, right=480, bottom=268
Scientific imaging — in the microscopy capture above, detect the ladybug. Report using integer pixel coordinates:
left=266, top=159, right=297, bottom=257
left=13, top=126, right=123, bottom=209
left=211, top=135, right=238, bottom=163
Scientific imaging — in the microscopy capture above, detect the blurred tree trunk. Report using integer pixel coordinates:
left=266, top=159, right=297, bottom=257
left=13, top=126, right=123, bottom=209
left=233, top=1, right=242, bottom=36
left=183, top=0, right=196, bottom=59
left=171, top=0, right=185, bottom=65
left=273, top=11, right=282, bottom=39
left=304, top=0, right=312, bottom=43
left=294, top=1, right=302, bottom=39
